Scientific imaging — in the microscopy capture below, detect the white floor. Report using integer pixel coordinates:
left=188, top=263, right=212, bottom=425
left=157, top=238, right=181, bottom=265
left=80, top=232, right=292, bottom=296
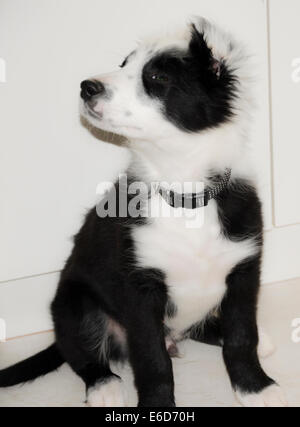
left=0, top=278, right=300, bottom=407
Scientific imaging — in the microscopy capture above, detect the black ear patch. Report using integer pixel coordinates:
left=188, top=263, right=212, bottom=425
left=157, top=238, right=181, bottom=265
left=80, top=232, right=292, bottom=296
left=189, top=24, right=212, bottom=66
left=189, top=24, right=221, bottom=80
left=142, top=25, right=237, bottom=132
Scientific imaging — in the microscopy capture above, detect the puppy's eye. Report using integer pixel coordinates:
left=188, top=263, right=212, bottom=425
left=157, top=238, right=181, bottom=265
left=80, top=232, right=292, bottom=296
left=151, top=73, right=169, bottom=83
left=119, top=58, right=128, bottom=68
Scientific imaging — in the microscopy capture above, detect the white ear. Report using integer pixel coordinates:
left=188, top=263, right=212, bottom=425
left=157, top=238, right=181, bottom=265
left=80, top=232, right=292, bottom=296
left=191, top=16, right=213, bottom=35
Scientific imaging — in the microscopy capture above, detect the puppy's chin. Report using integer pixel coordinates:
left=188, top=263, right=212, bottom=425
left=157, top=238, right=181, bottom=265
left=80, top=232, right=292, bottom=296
left=80, top=115, right=126, bottom=145
left=80, top=113, right=112, bottom=134
left=80, top=101, right=102, bottom=127
left=83, top=113, right=103, bottom=129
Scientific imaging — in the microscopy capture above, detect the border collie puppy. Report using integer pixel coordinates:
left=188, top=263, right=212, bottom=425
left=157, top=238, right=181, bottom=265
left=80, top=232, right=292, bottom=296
left=0, top=17, right=287, bottom=407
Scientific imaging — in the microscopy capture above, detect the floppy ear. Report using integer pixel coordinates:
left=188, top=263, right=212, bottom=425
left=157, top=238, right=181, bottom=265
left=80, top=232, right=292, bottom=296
left=189, top=23, right=222, bottom=80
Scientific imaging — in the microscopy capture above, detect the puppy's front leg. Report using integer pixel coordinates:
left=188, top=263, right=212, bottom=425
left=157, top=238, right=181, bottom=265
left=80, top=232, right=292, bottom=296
left=125, top=270, right=175, bottom=407
left=221, top=256, right=287, bottom=407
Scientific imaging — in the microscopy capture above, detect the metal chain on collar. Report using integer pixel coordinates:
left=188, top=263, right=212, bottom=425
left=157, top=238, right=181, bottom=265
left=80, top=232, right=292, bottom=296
left=206, top=168, right=232, bottom=201
left=158, top=168, right=231, bottom=209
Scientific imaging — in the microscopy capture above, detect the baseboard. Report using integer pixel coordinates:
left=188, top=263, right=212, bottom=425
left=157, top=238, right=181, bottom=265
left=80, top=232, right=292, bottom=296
left=0, top=272, right=58, bottom=339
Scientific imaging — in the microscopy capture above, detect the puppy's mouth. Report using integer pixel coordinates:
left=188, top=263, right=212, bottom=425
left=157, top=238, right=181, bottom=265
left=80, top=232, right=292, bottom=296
left=85, top=103, right=103, bottom=120
left=82, top=102, right=142, bottom=134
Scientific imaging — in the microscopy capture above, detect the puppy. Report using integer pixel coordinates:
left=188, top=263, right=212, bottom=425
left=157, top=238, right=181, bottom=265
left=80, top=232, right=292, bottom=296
left=0, top=17, right=287, bottom=407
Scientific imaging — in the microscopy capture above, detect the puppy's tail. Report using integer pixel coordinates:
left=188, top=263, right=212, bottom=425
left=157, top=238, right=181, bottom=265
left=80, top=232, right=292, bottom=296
left=0, top=343, right=64, bottom=387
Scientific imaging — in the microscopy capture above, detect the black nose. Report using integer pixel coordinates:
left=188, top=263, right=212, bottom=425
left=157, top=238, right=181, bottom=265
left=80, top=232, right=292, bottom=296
left=80, top=80, right=105, bottom=101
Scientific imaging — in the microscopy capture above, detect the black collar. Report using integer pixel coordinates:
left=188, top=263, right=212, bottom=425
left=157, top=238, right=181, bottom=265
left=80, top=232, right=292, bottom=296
left=158, top=169, right=231, bottom=209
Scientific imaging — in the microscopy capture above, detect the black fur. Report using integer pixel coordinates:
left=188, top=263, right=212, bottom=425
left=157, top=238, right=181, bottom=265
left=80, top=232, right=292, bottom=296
left=186, top=315, right=223, bottom=347
left=0, top=344, right=64, bottom=387
left=142, top=27, right=237, bottom=132
left=216, top=179, right=264, bottom=243
left=49, top=182, right=174, bottom=406
left=188, top=179, right=272, bottom=394
left=217, top=180, right=273, bottom=393
left=221, top=255, right=274, bottom=393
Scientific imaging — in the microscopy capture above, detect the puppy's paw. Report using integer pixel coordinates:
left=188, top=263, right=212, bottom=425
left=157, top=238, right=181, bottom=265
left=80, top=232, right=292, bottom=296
left=165, top=336, right=180, bottom=358
left=258, top=327, right=276, bottom=359
left=87, top=376, right=127, bottom=407
left=235, top=384, right=288, bottom=407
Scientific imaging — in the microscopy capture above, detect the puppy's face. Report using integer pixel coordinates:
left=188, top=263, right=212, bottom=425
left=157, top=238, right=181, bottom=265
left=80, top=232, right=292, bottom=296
left=80, top=18, right=238, bottom=141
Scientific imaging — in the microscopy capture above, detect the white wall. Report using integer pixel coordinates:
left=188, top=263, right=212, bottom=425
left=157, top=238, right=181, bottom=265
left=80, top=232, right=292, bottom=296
left=0, top=0, right=299, bottom=338
left=268, top=0, right=300, bottom=226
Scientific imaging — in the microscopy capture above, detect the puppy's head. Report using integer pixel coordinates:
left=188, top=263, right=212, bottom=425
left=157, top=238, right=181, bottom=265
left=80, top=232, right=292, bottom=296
left=80, top=17, right=246, bottom=141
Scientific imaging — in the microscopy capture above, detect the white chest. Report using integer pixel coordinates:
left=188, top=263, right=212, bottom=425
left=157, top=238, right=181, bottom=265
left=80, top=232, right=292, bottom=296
left=133, top=197, right=257, bottom=336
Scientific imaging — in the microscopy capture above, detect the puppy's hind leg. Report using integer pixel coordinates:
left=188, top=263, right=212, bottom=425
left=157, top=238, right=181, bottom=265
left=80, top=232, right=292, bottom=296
left=52, top=282, right=127, bottom=407
left=85, top=321, right=128, bottom=407
left=65, top=332, right=127, bottom=408
left=76, top=321, right=127, bottom=407
left=60, top=334, right=127, bottom=407
left=84, top=364, right=126, bottom=408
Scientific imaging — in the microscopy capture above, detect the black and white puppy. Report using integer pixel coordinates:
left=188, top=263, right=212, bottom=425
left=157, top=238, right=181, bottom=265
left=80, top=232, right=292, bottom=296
left=0, top=17, right=287, bottom=407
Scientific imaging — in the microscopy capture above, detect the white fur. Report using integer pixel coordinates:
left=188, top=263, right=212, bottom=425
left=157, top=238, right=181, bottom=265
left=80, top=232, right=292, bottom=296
left=87, top=377, right=126, bottom=407
left=133, top=195, right=258, bottom=338
left=236, top=384, right=288, bottom=407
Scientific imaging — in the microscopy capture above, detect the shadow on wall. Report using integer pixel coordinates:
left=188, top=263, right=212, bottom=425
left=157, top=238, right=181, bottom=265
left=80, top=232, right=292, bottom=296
left=80, top=116, right=127, bottom=147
